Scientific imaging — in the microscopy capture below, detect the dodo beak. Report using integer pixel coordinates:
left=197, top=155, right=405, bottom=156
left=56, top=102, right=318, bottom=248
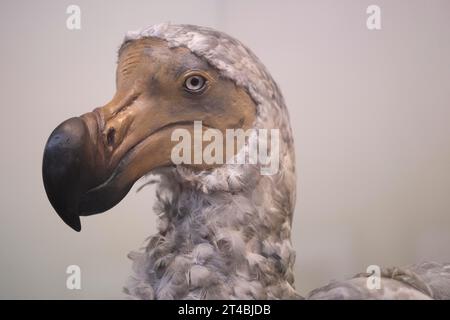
left=42, top=116, right=98, bottom=231
left=42, top=102, right=177, bottom=232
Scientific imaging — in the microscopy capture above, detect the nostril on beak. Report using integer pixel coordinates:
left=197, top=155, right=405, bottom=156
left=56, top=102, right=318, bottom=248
left=106, top=127, right=116, bottom=146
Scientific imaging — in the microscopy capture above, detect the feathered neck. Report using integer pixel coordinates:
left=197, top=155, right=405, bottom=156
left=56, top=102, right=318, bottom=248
left=125, top=160, right=298, bottom=299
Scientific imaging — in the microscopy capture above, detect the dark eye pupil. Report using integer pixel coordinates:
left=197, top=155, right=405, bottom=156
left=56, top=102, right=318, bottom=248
left=190, top=77, right=200, bottom=87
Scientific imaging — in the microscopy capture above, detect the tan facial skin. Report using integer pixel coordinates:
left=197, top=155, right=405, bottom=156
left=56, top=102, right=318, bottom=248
left=84, top=37, right=255, bottom=176
left=43, top=37, right=256, bottom=230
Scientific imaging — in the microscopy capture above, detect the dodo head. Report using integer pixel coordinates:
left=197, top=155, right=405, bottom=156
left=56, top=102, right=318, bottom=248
left=42, top=28, right=258, bottom=231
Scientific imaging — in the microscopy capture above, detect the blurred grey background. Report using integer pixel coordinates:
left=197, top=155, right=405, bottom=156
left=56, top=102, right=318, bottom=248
left=0, top=0, right=449, bottom=299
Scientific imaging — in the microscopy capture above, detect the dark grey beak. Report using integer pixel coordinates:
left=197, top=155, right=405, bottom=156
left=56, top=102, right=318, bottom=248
left=42, top=115, right=139, bottom=232
left=42, top=117, right=98, bottom=231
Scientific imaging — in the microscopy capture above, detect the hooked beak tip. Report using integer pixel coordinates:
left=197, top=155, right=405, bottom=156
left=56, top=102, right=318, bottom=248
left=65, top=216, right=82, bottom=232
left=42, top=117, right=92, bottom=232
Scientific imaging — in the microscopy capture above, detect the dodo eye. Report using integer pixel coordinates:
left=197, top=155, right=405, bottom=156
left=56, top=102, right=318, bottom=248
left=184, top=75, right=207, bottom=93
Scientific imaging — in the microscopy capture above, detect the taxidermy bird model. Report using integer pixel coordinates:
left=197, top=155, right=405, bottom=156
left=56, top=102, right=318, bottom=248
left=42, top=23, right=450, bottom=299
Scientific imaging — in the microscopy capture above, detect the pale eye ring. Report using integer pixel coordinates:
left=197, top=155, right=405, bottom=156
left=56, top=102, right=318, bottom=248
left=184, top=75, right=207, bottom=92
